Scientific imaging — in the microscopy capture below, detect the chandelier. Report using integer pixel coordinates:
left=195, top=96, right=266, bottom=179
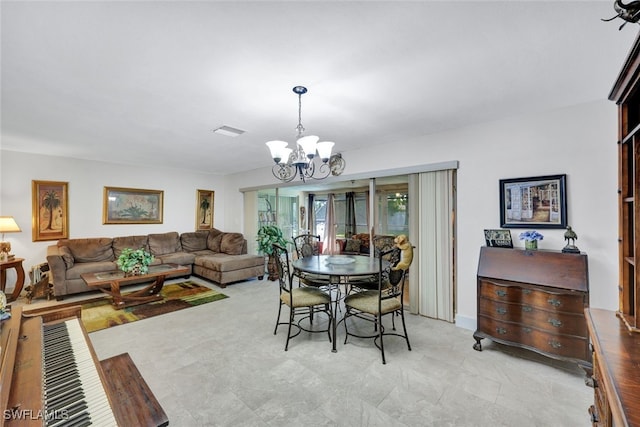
left=266, top=86, right=345, bottom=182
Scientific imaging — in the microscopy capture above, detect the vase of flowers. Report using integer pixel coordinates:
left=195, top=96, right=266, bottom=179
left=117, top=248, right=154, bottom=277
left=519, top=230, right=544, bottom=250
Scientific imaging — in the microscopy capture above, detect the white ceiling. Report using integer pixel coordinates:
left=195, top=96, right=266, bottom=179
left=2, top=1, right=638, bottom=176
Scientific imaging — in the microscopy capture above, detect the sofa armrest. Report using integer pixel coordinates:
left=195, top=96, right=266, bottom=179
left=46, top=245, right=67, bottom=287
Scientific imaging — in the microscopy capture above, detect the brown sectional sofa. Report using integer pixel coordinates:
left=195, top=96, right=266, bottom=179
left=47, top=229, right=265, bottom=299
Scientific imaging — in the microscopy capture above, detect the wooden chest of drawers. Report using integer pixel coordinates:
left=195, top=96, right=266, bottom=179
left=474, top=247, right=591, bottom=371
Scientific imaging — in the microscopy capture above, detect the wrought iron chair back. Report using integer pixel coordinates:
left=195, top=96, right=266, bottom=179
left=293, top=234, right=322, bottom=258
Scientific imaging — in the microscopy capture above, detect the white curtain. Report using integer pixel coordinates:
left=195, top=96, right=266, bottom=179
left=409, top=169, right=455, bottom=322
left=323, top=193, right=338, bottom=255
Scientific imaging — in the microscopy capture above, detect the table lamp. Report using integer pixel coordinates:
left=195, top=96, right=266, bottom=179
left=0, top=216, right=21, bottom=261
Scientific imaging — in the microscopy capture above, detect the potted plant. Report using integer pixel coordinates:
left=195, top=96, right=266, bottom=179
left=256, top=225, right=289, bottom=280
left=117, top=248, right=154, bottom=276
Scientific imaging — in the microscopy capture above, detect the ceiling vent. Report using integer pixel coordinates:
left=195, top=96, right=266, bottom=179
left=212, top=126, right=245, bottom=137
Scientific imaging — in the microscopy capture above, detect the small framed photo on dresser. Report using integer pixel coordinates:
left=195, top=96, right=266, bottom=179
left=484, top=229, right=513, bottom=248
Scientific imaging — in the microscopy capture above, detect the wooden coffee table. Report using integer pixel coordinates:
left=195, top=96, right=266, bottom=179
left=81, top=263, right=189, bottom=309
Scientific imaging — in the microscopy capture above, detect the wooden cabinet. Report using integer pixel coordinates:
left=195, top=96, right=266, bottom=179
left=610, top=32, right=640, bottom=333
left=474, top=247, right=591, bottom=372
left=586, top=308, right=640, bottom=426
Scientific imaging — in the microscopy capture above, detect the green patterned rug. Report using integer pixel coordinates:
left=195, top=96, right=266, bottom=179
left=81, top=281, right=228, bottom=333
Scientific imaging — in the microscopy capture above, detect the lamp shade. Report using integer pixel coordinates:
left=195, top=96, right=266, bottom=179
left=316, top=141, right=335, bottom=162
left=0, top=217, right=21, bottom=233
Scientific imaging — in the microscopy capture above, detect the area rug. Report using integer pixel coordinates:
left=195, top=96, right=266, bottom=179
left=80, top=281, right=228, bottom=333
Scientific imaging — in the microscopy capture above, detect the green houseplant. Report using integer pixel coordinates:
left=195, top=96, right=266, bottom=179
left=256, top=225, right=289, bottom=280
left=117, top=248, right=154, bottom=276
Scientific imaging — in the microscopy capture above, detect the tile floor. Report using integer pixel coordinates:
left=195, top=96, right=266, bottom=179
left=84, top=276, right=592, bottom=427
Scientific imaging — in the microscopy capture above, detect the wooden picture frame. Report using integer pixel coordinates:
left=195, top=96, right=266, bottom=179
left=32, top=180, right=69, bottom=241
left=103, top=187, right=163, bottom=224
left=484, top=229, right=513, bottom=248
left=196, top=189, right=215, bottom=230
left=499, top=174, right=567, bottom=229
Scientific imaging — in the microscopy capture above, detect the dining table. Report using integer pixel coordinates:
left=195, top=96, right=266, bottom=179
left=292, top=254, right=390, bottom=352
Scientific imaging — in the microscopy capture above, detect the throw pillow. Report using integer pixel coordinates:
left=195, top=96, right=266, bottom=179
left=59, top=246, right=74, bottom=268
left=344, top=239, right=361, bottom=253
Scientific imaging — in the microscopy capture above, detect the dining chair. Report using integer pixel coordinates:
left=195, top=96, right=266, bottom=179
left=342, top=246, right=411, bottom=364
left=346, top=235, right=397, bottom=293
left=292, top=234, right=332, bottom=289
left=272, top=243, right=332, bottom=351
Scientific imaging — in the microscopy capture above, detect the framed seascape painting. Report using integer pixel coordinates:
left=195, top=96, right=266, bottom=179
left=32, top=180, right=69, bottom=241
left=103, top=187, right=163, bottom=224
left=499, top=174, right=567, bottom=229
left=196, top=189, right=215, bottom=230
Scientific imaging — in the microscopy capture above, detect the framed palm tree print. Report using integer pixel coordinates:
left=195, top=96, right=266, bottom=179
left=32, top=180, right=69, bottom=241
left=196, top=189, right=215, bottom=230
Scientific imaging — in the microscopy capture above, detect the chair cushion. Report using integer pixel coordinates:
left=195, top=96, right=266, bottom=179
left=281, top=287, right=331, bottom=308
left=344, top=290, right=402, bottom=315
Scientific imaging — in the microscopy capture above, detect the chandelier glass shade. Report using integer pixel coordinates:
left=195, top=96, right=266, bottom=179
left=266, top=86, right=345, bottom=182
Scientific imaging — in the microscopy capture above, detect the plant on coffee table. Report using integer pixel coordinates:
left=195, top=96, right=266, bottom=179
left=117, top=248, right=154, bottom=276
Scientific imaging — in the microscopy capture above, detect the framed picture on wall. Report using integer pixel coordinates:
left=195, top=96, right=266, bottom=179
left=32, top=180, right=69, bottom=241
left=196, top=189, right=215, bottom=230
left=499, top=174, right=567, bottom=229
left=103, top=187, right=163, bottom=224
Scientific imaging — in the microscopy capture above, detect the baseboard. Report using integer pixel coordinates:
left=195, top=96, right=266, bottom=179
left=454, top=314, right=476, bottom=331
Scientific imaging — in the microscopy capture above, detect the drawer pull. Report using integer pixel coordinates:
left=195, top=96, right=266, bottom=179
left=522, top=306, right=532, bottom=313
left=523, top=327, right=532, bottom=333
left=496, top=327, right=507, bottom=335
left=548, top=318, right=562, bottom=328
left=547, top=298, right=561, bottom=307
left=496, top=289, right=507, bottom=297
left=548, top=340, right=562, bottom=349
left=496, top=307, right=507, bottom=315
left=522, top=289, right=531, bottom=295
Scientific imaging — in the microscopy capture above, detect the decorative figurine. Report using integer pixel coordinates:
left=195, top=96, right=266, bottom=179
left=562, top=226, right=580, bottom=253
left=393, top=234, right=414, bottom=271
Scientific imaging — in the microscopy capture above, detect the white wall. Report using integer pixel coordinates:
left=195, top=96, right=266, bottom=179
left=0, top=99, right=619, bottom=331
left=226, top=99, right=620, bottom=329
left=0, top=152, right=227, bottom=283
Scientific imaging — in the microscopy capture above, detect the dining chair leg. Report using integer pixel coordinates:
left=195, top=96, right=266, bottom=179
left=378, top=313, right=386, bottom=365
left=274, top=301, right=283, bottom=335
left=285, top=308, right=294, bottom=351
left=400, top=308, right=412, bottom=351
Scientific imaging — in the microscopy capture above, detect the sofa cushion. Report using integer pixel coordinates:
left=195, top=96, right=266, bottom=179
left=195, top=253, right=263, bottom=272
left=207, top=229, right=224, bottom=252
left=59, top=246, right=74, bottom=268
left=344, top=239, right=362, bottom=253
left=181, top=231, right=209, bottom=252
left=59, top=238, right=115, bottom=263
left=113, top=235, right=149, bottom=258
left=148, top=232, right=181, bottom=256
left=65, top=261, right=118, bottom=280
left=220, top=233, right=245, bottom=255
left=155, top=251, right=196, bottom=266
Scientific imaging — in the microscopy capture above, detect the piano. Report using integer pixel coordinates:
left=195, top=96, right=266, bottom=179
left=0, top=304, right=168, bottom=426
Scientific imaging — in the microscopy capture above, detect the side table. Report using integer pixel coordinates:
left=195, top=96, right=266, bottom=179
left=0, top=257, right=25, bottom=302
